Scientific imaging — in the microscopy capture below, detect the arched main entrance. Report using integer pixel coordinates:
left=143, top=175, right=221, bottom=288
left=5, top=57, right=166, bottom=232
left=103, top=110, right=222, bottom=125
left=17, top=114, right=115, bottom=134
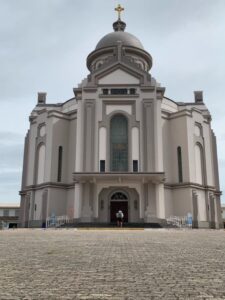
left=110, top=192, right=128, bottom=223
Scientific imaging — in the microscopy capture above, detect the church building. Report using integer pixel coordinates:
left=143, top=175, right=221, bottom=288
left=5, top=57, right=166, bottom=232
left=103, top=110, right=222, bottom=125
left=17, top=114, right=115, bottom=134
left=19, top=6, right=222, bottom=228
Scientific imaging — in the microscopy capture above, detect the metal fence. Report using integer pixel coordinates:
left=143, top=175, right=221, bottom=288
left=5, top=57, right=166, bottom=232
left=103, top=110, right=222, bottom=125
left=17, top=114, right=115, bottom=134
left=166, top=216, right=192, bottom=228
left=46, top=215, right=70, bottom=228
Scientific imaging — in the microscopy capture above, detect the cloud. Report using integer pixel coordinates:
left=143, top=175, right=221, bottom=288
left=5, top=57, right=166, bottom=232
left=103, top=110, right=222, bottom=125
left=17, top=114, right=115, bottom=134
left=0, top=168, right=21, bottom=204
left=0, top=131, right=24, bottom=143
left=0, top=138, right=23, bottom=169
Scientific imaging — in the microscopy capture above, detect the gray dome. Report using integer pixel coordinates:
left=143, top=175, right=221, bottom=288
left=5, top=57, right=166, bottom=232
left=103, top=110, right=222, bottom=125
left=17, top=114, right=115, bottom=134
left=95, top=31, right=144, bottom=50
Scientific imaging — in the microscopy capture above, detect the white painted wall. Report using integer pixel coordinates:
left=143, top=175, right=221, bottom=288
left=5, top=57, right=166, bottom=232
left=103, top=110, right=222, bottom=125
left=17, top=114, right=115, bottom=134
left=172, top=188, right=192, bottom=216
left=67, top=119, right=77, bottom=182
left=132, top=127, right=139, bottom=161
left=164, top=188, right=174, bottom=217
left=163, top=115, right=189, bottom=183
left=194, top=125, right=201, bottom=136
left=75, top=100, right=84, bottom=172
left=106, top=105, right=132, bottom=115
left=27, top=124, right=38, bottom=186
left=98, top=69, right=139, bottom=85
left=203, top=123, right=214, bottom=186
left=47, top=189, right=67, bottom=217
left=99, top=127, right=106, bottom=162
left=50, top=117, right=69, bottom=182
left=197, top=190, right=207, bottom=222
left=39, top=125, right=46, bottom=137
left=194, top=144, right=203, bottom=184
left=37, top=144, right=46, bottom=184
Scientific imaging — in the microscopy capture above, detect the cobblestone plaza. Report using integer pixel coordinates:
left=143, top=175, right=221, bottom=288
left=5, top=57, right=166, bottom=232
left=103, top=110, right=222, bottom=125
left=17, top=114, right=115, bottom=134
left=0, top=229, right=225, bottom=299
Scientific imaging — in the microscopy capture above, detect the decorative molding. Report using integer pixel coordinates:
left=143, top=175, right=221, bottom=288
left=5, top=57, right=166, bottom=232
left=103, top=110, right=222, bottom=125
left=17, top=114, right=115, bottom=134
left=140, top=87, right=155, bottom=92
left=142, top=99, right=155, bottom=172
left=19, top=182, right=74, bottom=194
left=164, top=181, right=221, bottom=194
left=99, top=94, right=138, bottom=99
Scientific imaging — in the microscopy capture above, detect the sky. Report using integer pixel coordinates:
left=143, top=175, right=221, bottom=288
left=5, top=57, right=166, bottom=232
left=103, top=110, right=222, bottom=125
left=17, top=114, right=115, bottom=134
left=0, top=0, right=224, bottom=204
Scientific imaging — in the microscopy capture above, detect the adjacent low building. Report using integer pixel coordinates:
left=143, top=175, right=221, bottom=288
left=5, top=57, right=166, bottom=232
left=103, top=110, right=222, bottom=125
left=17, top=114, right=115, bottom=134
left=0, top=204, right=20, bottom=229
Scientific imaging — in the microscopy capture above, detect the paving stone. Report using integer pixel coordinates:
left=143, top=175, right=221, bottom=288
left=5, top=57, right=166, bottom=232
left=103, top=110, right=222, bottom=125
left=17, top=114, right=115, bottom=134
left=0, top=229, right=225, bottom=299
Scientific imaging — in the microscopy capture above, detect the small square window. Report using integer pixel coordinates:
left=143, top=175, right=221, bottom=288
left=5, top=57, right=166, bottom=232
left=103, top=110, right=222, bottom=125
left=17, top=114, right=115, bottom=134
left=3, top=209, right=9, bottom=217
left=130, top=88, right=136, bottom=95
left=102, top=89, right=109, bottom=95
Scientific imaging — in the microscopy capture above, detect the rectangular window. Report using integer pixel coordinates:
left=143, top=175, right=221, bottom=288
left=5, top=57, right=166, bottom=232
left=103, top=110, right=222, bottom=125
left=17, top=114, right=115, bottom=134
left=3, top=209, right=9, bottom=217
left=102, top=89, right=109, bottom=95
left=177, top=146, right=183, bottom=183
left=130, top=88, right=136, bottom=95
left=100, top=160, right=105, bottom=172
left=57, top=146, right=63, bottom=182
left=133, top=160, right=138, bottom=172
left=111, top=89, right=128, bottom=95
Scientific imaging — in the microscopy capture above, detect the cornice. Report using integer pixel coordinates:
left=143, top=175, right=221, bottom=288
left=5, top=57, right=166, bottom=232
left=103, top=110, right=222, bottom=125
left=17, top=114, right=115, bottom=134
left=73, top=88, right=82, bottom=100
left=29, top=115, right=37, bottom=124
left=19, top=182, right=74, bottom=194
left=99, top=94, right=138, bottom=99
left=47, top=110, right=77, bottom=121
left=164, top=181, right=221, bottom=194
left=156, top=87, right=166, bottom=99
left=161, top=106, right=211, bottom=123
left=140, top=86, right=155, bottom=92
left=83, top=87, right=98, bottom=93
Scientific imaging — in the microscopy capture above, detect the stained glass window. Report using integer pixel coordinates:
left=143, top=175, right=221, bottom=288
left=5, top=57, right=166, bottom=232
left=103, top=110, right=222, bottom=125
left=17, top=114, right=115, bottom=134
left=110, top=114, right=128, bottom=171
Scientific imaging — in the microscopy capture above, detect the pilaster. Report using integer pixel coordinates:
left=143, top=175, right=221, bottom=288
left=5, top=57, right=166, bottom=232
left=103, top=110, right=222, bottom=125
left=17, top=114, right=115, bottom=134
left=142, top=99, right=154, bottom=172
left=156, top=183, right=165, bottom=219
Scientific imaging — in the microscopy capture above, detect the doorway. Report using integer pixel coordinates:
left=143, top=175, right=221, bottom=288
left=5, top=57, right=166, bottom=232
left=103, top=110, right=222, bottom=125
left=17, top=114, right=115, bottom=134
left=110, top=201, right=128, bottom=223
left=110, top=192, right=128, bottom=223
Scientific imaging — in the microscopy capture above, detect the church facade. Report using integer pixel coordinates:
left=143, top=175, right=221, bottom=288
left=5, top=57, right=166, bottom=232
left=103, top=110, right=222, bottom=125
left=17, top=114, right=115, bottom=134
left=19, top=9, right=222, bottom=228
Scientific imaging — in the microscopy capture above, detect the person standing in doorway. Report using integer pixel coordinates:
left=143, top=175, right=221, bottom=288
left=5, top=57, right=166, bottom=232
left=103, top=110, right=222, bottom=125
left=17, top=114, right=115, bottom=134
left=116, top=210, right=124, bottom=227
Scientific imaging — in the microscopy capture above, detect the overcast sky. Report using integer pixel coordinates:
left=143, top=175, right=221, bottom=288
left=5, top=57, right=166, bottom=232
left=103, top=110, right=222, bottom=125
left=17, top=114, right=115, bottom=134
left=0, top=0, right=224, bottom=205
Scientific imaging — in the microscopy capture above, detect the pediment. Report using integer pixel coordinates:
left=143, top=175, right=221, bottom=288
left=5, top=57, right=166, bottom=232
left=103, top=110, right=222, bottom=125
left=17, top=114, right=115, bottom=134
left=98, top=68, right=140, bottom=85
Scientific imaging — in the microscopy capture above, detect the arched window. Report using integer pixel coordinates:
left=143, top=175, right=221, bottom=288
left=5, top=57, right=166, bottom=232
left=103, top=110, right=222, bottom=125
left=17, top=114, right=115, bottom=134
left=177, top=146, right=183, bottom=183
left=57, top=146, right=63, bottom=182
left=110, top=114, right=128, bottom=171
left=37, top=144, right=45, bottom=184
left=195, top=143, right=204, bottom=184
left=111, top=192, right=127, bottom=200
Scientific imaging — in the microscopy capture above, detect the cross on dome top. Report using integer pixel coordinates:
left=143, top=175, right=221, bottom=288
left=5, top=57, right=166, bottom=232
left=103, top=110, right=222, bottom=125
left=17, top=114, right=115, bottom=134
left=115, top=4, right=124, bottom=20
left=113, top=4, right=126, bottom=32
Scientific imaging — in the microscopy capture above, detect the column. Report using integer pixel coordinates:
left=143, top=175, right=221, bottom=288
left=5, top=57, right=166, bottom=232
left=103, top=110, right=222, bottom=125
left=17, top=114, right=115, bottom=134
left=74, top=183, right=82, bottom=219
left=81, top=182, right=93, bottom=222
left=156, top=183, right=165, bottom=219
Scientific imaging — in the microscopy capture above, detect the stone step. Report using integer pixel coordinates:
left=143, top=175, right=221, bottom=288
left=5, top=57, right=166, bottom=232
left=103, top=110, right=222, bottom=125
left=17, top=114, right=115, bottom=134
left=59, top=222, right=163, bottom=229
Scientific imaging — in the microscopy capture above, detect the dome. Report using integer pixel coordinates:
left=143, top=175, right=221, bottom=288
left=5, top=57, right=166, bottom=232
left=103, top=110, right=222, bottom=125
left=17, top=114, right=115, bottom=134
left=95, top=31, right=144, bottom=50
